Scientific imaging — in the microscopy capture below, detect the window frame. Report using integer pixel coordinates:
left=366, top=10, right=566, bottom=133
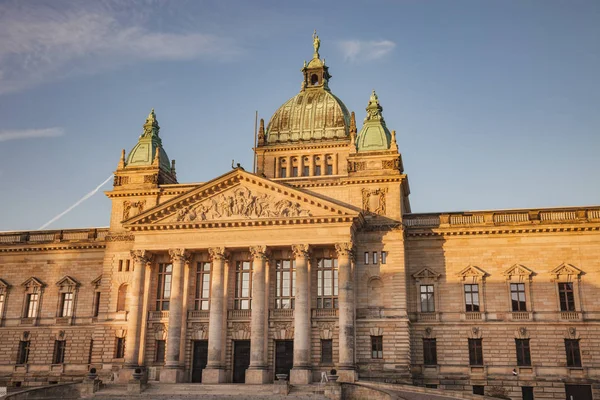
left=195, top=262, right=211, bottom=311
left=155, top=339, right=166, bottom=363
left=420, top=284, right=435, bottom=313
left=558, top=282, right=576, bottom=312
left=468, top=338, right=484, bottom=366
left=275, top=259, right=295, bottom=309
left=371, top=335, right=383, bottom=359
left=156, top=263, right=173, bottom=311
left=515, top=338, right=531, bottom=366
left=52, top=340, right=66, bottom=364
left=381, top=251, right=387, bottom=264
left=423, top=338, right=437, bottom=366
left=565, top=339, right=582, bottom=367
left=464, top=284, right=480, bottom=313
left=364, top=252, right=369, bottom=265
left=320, top=339, right=333, bottom=364
left=234, top=260, right=253, bottom=310
left=510, top=283, right=527, bottom=312
left=17, top=340, right=30, bottom=365
left=115, top=337, right=126, bottom=359
left=59, top=292, right=74, bottom=317
left=317, top=258, right=338, bottom=309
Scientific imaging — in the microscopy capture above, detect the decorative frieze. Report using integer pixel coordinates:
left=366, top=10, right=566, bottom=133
left=362, top=188, right=387, bottom=216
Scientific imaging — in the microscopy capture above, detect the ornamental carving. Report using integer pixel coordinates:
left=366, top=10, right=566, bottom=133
left=113, top=175, right=129, bottom=186
left=347, top=161, right=366, bottom=173
left=362, top=188, right=387, bottom=216
left=172, top=186, right=311, bottom=222
left=335, top=242, right=354, bottom=258
left=382, top=158, right=400, bottom=170
left=105, top=233, right=135, bottom=242
left=154, top=323, right=167, bottom=340
left=291, top=244, right=310, bottom=259
left=130, top=250, right=153, bottom=265
left=249, top=245, right=267, bottom=260
left=232, top=322, right=250, bottom=333
left=208, top=247, right=227, bottom=261
left=144, top=174, right=159, bottom=184
left=123, top=200, right=146, bottom=220
left=169, top=248, right=191, bottom=263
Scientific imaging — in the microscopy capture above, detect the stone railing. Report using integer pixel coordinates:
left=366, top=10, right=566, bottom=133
left=510, top=311, right=531, bottom=321
left=312, top=308, right=338, bottom=318
left=188, top=310, right=210, bottom=319
left=404, top=206, right=600, bottom=229
left=560, top=311, right=581, bottom=321
left=270, top=308, right=294, bottom=319
left=149, top=310, right=169, bottom=321
left=228, top=309, right=251, bottom=319
left=0, top=228, right=109, bottom=245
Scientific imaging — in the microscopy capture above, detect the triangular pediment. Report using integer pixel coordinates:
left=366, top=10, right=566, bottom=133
left=56, top=276, right=80, bottom=289
left=92, top=275, right=102, bottom=287
left=125, top=169, right=360, bottom=228
left=503, top=264, right=534, bottom=280
left=412, top=267, right=441, bottom=281
left=21, top=277, right=45, bottom=289
left=0, top=278, right=9, bottom=290
left=457, top=265, right=488, bottom=280
left=551, top=263, right=583, bottom=279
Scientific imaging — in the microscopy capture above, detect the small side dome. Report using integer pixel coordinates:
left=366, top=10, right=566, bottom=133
left=126, top=109, right=172, bottom=172
left=356, top=90, right=392, bottom=152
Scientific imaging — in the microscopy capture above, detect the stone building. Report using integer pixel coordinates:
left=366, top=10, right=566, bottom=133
left=0, top=34, right=599, bottom=400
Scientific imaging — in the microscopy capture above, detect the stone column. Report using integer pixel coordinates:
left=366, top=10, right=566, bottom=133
left=290, top=244, right=312, bottom=384
left=203, top=247, right=227, bottom=383
left=246, top=245, right=269, bottom=384
left=335, top=242, right=356, bottom=382
left=160, top=249, right=190, bottom=383
left=275, top=157, right=280, bottom=178
left=123, top=250, right=152, bottom=374
left=333, top=153, right=339, bottom=175
left=286, top=156, right=291, bottom=178
left=309, top=156, right=315, bottom=176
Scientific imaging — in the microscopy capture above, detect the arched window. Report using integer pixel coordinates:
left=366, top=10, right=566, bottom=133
left=116, top=284, right=128, bottom=312
left=311, top=74, right=319, bottom=85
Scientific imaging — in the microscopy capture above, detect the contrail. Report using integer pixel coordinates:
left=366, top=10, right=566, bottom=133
left=38, top=175, right=114, bottom=230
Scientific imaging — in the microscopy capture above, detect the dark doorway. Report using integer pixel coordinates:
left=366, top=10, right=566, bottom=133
left=191, top=340, right=208, bottom=383
left=233, top=340, right=250, bottom=383
left=565, top=385, right=592, bottom=400
left=275, top=340, right=294, bottom=378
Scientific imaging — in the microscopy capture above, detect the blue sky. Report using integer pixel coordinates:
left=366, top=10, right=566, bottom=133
left=0, top=0, right=599, bottom=231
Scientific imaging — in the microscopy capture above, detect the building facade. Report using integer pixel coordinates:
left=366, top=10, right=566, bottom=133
left=0, top=35, right=599, bottom=399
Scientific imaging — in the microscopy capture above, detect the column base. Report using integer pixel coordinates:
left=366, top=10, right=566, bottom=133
left=245, top=368, right=270, bottom=384
left=116, top=367, right=146, bottom=384
left=202, top=368, right=227, bottom=383
left=336, top=369, right=357, bottom=383
left=159, top=367, right=185, bottom=383
left=290, top=368, right=312, bottom=384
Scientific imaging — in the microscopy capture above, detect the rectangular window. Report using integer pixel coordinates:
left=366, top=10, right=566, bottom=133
left=26, top=293, right=39, bottom=318
left=118, top=260, right=123, bottom=272
left=280, top=166, right=287, bottom=178
left=195, top=262, right=211, bottom=311
left=381, top=251, right=387, bottom=264
left=473, top=385, right=485, bottom=395
left=468, top=338, right=484, bottom=365
left=420, top=284, right=435, bottom=312
left=125, top=260, right=131, bottom=272
left=371, top=336, right=383, bottom=359
left=565, top=339, right=581, bottom=367
left=155, top=340, right=166, bottom=363
left=235, top=261, right=253, bottom=310
left=292, top=166, right=298, bottom=177
left=315, top=165, right=321, bottom=176
left=522, top=387, right=534, bottom=400
left=17, top=341, right=30, bottom=364
left=317, top=258, right=338, bottom=309
left=0, top=293, right=5, bottom=319
left=320, top=339, right=333, bottom=364
left=156, top=263, right=173, bottom=311
left=372, top=252, right=378, bottom=264
left=88, top=340, right=94, bottom=365
left=303, top=165, right=309, bottom=177
left=60, top=292, right=74, bottom=317
left=275, top=259, right=295, bottom=309
left=464, top=284, right=480, bottom=312
left=515, top=339, right=531, bottom=366
left=326, top=164, right=333, bottom=175
left=53, top=340, right=66, bottom=364
left=423, top=338, right=437, bottom=365
left=558, top=282, right=575, bottom=311
left=364, top=252, right=369, bottom=265
left=115, top=337, right=125, bottom=359
left=510, top=283, right=527, bottom=311
left=93, top=292, right=101, bottom=317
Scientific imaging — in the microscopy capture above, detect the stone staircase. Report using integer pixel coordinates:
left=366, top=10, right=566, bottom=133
left=93, top=383, right=326, bottom=399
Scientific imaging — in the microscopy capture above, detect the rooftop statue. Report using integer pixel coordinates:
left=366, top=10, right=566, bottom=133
left=313, top=29, right=320, bottom=58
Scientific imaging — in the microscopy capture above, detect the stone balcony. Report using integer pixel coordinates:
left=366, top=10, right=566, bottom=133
left=0, top=228, right=109, bottom=245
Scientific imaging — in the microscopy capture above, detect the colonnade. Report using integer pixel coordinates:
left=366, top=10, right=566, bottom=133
left=123, top=243, right=355, bottom=384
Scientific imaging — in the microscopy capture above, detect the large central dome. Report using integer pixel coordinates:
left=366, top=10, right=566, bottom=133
left=265, top=32, right=350, bottom=144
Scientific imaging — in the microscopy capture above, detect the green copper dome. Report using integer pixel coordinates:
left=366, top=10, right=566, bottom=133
left=126, top=109, right=172, bottom=172
left=356, top=90, right=391, bottom=152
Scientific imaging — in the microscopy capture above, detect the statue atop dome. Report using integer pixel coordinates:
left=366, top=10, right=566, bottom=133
left=313, top=30, right=320, bottom=58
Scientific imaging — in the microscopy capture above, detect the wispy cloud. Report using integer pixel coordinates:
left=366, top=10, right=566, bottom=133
left=338, top=40, right=396, bottom=62
left=0, top=127, right=65, bottom=142
left=0, top=2, right=241, bottom=94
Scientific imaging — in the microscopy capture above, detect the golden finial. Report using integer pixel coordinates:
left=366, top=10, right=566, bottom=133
left=312, top=30, right=320, bottom=58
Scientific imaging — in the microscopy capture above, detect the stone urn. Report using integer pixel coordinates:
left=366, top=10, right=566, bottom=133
left=276, top=373, right=288, bottom=381
left=87, top=367, right=98, bottom=381
left=132, top=368, right=143, bottom=381
left=327, top=369, right=339, bottom=382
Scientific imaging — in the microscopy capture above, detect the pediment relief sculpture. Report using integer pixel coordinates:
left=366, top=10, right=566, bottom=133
left=551, top=263, right=583, bottom=280
left=503, top=264, right=534, bottom=281
left=164, top=186, right=312, bottom=223
left=412, top=267, right=442, bottom=281
left=457, top=265, right=488, bottom=281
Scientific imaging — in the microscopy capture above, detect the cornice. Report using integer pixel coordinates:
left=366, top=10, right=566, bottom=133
left=406, top=225, right=600, bottom=238
left=258, top=141, right=352, bottom=152
left=290, top=175, right=405, bottom=188
left=0, top=244, right=106, bottom=253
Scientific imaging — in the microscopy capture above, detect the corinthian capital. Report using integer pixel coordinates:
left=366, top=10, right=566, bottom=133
left=168, top=248, right=191, bottom=264
left=334, top=242, right=354, bottom=258
left=130, top=250, right=153, bottom=265
left=208, top=247, right=227, bottom=261
left=249, top=245, right=268, bottom=260
left=291, top=244, right=310, bottom=259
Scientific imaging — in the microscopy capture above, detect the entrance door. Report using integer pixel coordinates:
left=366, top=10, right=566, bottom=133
left=275, top=340, right=294, bottom=378
left=233, top=340, right=250, bottom=383
left=191, top=340, right=208, bottom=383
left=565, top=385, right=593, bottom=400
